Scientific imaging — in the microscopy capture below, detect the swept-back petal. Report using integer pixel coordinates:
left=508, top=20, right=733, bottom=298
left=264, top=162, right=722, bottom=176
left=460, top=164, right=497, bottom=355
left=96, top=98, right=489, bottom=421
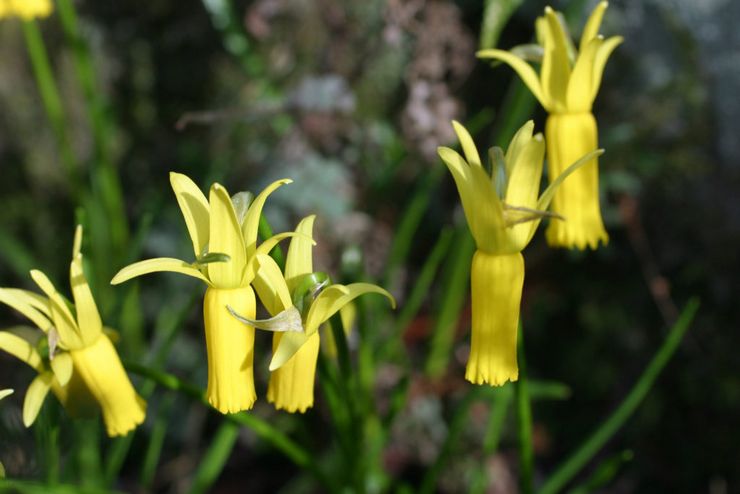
left=170, top=172, right=210, bottom=257
left=505, top=133, right=546, bottom=210
left=452, top=121, right=483, bottom=168
left=242, top=179, right=292, bottom=259
left=0, top=288, right=52, bottom=331
left=306, top=283, right=396, bottom=335
left=244, top=231, right=315, bottom=285
left=590, top=35, right=623, bottom=101
left=504, top=121, right=537, bottom=181
left=208, top=183, right=247, bottom=288
left=285, top=216, right=316, bottom=287
left=566, top=36, right=603, bottom=112
left=0, top=389, right=12, bottom=400
left=50, top=352, right=73, bottom=386
left=541, top=8, right=571, bottom=110
left=477, top=49, right=546, bottom=107
left=0, top=330, right=43, bottom=371
left=579, top=1, right=608, bottom=52
left=537, top=149, right=605, bottom=212
left=269, top=331, right=311, bottom=371
left=70, top=254, right=103, bottom=344
left=30, top=270, right=83, bottom=349
left=23, top=372, right=54, bottom=427
left=253, top=254, right=293, bottom=316
left=111, top=258, right=212, bottom=286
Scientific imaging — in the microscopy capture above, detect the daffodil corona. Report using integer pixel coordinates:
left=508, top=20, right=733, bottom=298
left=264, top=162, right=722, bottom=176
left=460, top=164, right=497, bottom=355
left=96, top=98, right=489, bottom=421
left=232, top=215, right=395, bottom=413
left=112, top=173, right=295, bottom=414
left=0, top=0, right=52, bottom=20
left=478, top=2, right=622, bottom=249
left=0, top=226, right=145, bottom=436
left=439, top=121, right=601, bottom=385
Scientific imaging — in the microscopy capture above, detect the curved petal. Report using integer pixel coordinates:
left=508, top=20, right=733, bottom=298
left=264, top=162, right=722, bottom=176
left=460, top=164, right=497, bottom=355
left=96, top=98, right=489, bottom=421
left=244, top=231, right=315, bottom=284
left=0, top=389, right=13, bottom=400
left=253, top=254, right=292, bottom=316
left=70, top=254, right=103, bottom=344
left=504, top=120, right=537, bottom=180
left=269, top=331, right=310, bottom=371
left=579, top=0, right=608, bottom=52
left=4, top=289, right=50, bottom=317
left=0, top=330, right=43, bottom=371
left=242, top=179, right=292, bottom=259
left=452, top=121, right=482, bottom=169
left=541, top=7, right=571, bottom=110
left=50, top=351, right=73, bottom=386
left=477, top=49, right=546, bottom=107
left=566, top=36, right=603, bottom=112
left=285, top=215, right=316, bottom=286
left=29, top=270, right=82, bottom=349
left=306, top=283, right=396, bottom=335
left=170, top=172, right=210, bottom=257
left=505, top=132, right=546, bottom=210
left=208, top=183, right=247, bottom=289
left=111, top=258, right=212, bottom=286
left=23, top=372, right=54, bottom=427
left=0, top=288, right=52, bottom=331
left=590, top=35, right=623, bottom=101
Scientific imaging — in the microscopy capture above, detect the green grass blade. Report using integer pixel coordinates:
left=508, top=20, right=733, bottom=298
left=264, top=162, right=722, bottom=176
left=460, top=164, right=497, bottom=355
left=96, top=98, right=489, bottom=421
left=188, top=421, right=240, bottom=494
left=480, top=0, right=525, bottom=50
left=517, top=326, right=533, bottom=494
left=566, top=450, right=633, bottom=494
left=140, top=393, right=175, bottom=489
left=470, top=386, right=514, bottom=494
left=539, top=299, right=700, bottom=494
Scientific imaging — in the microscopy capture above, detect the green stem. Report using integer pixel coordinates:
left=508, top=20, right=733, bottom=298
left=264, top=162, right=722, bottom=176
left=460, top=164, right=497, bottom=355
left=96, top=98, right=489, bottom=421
left=539, top=299, right=700, bottom=494
left=517, top=326, right=534, bottom=494
left=140, top=392, right=175, bottom=488
left=188, top=421, right=240, bottom=494
left=470, top=387, right=514, bottom=494
left=124, top=361, right=335, bottom=491
left=21, top=20, right=80, bottom=195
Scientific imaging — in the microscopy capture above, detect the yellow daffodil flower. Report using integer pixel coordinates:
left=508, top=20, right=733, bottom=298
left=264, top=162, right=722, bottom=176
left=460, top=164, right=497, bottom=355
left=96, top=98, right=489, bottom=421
left=438, top=121, right=601, bottom=385
left=478, top=2, right=622, bottom=249
left=231, top=215, right=395, bottom=413
left=0, top=226, right=145, bottom=436
left=112, top=173, right=297, bottom=414
left=0, top=0, right=52, bottom=20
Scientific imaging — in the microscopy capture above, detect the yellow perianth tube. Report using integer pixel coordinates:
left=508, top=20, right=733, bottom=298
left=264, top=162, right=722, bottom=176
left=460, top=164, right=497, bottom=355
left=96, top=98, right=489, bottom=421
left=545, top=113, right=609, bottom=250
left=203, top=287, right=256, bottom=413
left=466, top=251, right=524, bottom=386
left=267, top=332, right=320, bottom=413
left=70, top=335, right=146, bottom=437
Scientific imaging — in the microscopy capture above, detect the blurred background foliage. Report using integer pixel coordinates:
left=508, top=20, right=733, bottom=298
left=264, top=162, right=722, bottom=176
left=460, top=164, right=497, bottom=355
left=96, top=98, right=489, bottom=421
left=0, top=0, right=738, bottom=492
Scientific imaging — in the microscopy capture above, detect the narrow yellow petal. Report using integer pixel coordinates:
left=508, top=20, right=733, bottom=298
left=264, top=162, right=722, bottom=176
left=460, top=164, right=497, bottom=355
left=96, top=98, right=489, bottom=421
left=253, top=254, right=292, bottom=316
left=29, top=270, right=83, bottom=349
left=306, top=283, right=395, bottom=335
left=50, top=351, right=73, bottom=386
left=72, top=225, right=83, bottom=258
left=269, top=331, right=311, bottom=371
left=267, top=332, right=320, bottom=413
left=566, top=37, right=603, bottom=112
left=505, top=132, right=545, bottom=209
left=70, top=254, right=103, bottom=345
left=466, top=251, right=523, bottom=386
left=0, top=288, right=52, bottom=331
left=111, top=257, right=212, bottom=286
left=285, top=215, right=316, bottom=286
left=207, top=184, right=247, bottom=289
left=451, top=121, right=483, bottom=168
left=242, top=179, right=292, bottom=259
left=203, top=287, right=257, bottom=413
left=70, top=335, right=146, bottom=436
left=504, top=120, right=536, bottom=178
left=243, top=231, right=315, bottom=285
left=579, top=1, right=609, bottom=52
left=541, top=7, right=571, bottom=110
left=477, top=49, right=547, bottom=107
left=2, top=289, right=50, bottom=316
left=170, top=172, right=211, bottom=257
left=23, top=372, right=54, bottom=427
left=0, top=330, right=44, bottom=371
left=590, top=35, right=623, bottom=102
left=0, top=389, right=12, bottom=400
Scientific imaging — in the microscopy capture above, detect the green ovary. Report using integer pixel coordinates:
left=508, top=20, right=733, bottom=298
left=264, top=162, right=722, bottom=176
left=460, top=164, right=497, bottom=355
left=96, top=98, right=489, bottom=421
left=545, top=112, right=608, bottom=250
left=466, top=251, right=524, bottom=386
left=203, top=287, right=257, bottom=414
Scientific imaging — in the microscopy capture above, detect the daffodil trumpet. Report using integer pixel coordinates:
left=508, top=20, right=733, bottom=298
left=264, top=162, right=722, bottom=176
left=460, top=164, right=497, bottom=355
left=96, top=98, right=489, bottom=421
left=0, top=226, right=145, bottom=436
left=439, top=120, right=602, bottom=385
left=477, top=1, right=622, bottom=249
left=234, top=215, right=395, bottom=413
left=112, top=173, right=303, bottom=414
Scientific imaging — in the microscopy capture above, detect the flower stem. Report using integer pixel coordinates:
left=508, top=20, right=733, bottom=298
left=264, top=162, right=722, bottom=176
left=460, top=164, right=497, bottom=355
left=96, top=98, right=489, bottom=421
left=539, top=298, right=700, bottom=494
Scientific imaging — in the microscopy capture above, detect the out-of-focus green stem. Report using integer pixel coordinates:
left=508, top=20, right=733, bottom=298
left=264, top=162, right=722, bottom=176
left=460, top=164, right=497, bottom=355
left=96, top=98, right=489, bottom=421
left=566, top=450, right=633, bottom=494
left=188, top=421, right=240, bottom=494
left=480, top=0, right=525, bottom=50
left=124, top=361, right=336, bottom=491
left=21, top=20, right=80, bottom=195
left=470, top=386, right=514, bottom=494
left=539, top=299, right=699, bottom=494
left=517, top=326, right=534, bottom=494
left=140, top=392, right=175, bottom=489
